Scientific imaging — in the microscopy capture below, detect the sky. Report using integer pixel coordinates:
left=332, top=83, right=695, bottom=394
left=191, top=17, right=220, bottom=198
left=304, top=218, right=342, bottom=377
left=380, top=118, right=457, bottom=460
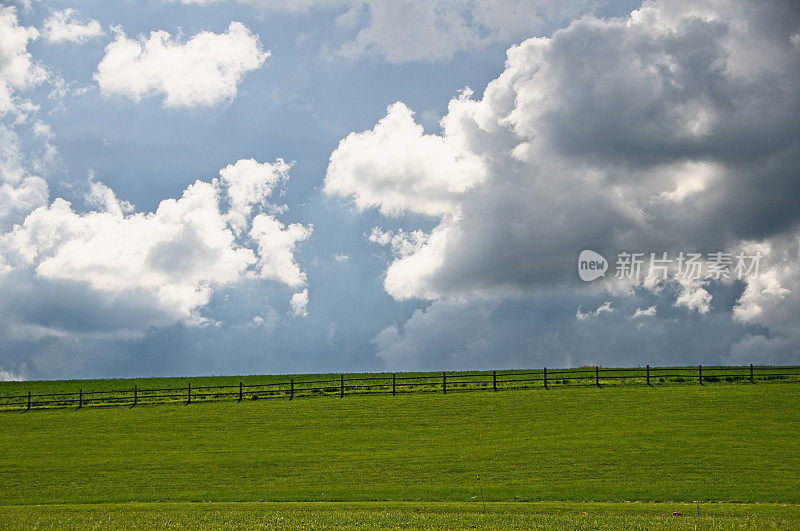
left=0, top=0, right=798, bottom=381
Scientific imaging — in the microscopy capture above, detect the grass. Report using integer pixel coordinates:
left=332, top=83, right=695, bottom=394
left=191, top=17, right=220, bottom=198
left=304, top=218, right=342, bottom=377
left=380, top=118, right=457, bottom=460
left=1, top=384, right=798, bottom=504
left=0, top=501, right=797, bottom=529
left=1, top=380, right=798, bottom=526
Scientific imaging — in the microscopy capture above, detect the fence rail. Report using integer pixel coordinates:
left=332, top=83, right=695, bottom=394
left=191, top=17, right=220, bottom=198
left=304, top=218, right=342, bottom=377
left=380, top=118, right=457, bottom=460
left=1, top=364, right=798, bottom=412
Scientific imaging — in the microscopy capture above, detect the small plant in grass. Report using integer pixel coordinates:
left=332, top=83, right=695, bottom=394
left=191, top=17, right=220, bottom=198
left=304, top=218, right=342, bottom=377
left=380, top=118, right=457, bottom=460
left=476, top=474, right=486, bottom=513
left=562, top=379, right=569, bottom=385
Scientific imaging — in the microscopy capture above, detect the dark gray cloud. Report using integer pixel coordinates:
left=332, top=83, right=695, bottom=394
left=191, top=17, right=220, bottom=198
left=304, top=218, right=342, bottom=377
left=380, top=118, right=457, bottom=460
left=0, top=271, right=179, bottom=337
left=326, top=0, right=800, bottom=368
left=535, top=3, right=800, bottom=241
left=327, top=0, right=800, bottom=297
left=374, top=282, right=766, bottom=371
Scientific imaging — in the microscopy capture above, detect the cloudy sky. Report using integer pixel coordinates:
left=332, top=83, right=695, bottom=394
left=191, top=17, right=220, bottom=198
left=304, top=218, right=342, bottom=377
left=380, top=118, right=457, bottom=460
left=0, top=0, right=798, bottom=381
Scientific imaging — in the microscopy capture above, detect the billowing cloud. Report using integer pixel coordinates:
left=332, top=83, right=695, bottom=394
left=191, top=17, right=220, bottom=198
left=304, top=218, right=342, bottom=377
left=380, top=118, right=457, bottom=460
left=576, top=301, right=614, bottom=321
left=673, top=278, right=712, bottom=314
left=0, top=175, right=47, bottom=227
left=326, top=0, right=800, bottom=364
left=218, top=157, right=290, bottom=234
left=43, top=9, right=104, bottom=44
left=326, top=101, right=486, bottom=217
left=250, top=214, right=311, bottom=288
left=0, top=367, right=23, bottom=381
left=0, top=159, right=310, bottom=337
left=289, top=288, right=309, bottom=317
left=0, top=126, right=49, bottom=231
left=0, top=3, right=55, bottom=268
left=95, top=22, right=268, bottom=107
left=729, top=233, right=800, bottom=364
left=0, top=6, right=47, bottom=114
left=328, top=0, right=800, bottom=298
left=165, top=0, right=594, bottom=63
left=630, top=306, right=657, bottom=319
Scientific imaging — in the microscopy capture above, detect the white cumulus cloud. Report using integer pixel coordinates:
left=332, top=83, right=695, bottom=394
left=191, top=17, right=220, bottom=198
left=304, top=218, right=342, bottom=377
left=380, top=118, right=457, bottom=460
left=95, top=22, right=269, bottom=107
left=0, top=159, right=310, bottom=337
left=0, top=126, right=49, bottom=232
left=674, top=278, right=712, bottom=314
left=630, top=306, right=657, bottom=319
left=576, top=301, right=614, bottom=321
left=218, top=157, right=290, bottom=234
left=728, top=234, right=800, bottom=364
left=43, top=9, right=104, bottom=44
left=0, top=6, right=47, bottom=115
left=289, top=288, right=309, bottom=317
left=325, top=100, right=486, bottom=217
left=250, top=213, right=311, bottom=288
left=0, top=366, right=23, bottom=381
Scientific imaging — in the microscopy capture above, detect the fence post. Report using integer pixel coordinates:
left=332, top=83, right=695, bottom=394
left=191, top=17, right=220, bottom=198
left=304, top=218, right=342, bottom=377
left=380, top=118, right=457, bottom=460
left=134, top=385, right=137, bottom=406
left=79, top=389, right=83, bottom=408
left=290, top=378, right=294, bottom=400
left=392, top=373, right=396, bottom=396
left=27, top=390, right=31, bottom=410
left=544, top=367, right=548, bottom=389
left=699, top=365, right=703, bottom=385
left=749, top=363, right=754, bottom=384
left=595, top=366, right=600, bottom=386
left=646, top=365, right=650, bottom=386
left=239, top=381, right=243, bottom=401
left=188, top=382, right=191, bottom=404
left=493, top=370, right=497, bottom=392
left=443, top=371, right=447, bottom=394
left=340, top=374, right=344, bottom=398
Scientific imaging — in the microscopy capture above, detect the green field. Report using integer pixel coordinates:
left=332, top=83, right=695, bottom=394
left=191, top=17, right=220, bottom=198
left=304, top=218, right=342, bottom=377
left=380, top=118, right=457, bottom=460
left=1, top=379, right=798, bottom=528
left=1, top=501, right=798, bottom=530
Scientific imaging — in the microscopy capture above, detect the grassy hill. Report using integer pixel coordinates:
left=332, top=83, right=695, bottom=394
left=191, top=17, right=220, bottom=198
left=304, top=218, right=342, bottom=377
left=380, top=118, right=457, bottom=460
left=0, top=378, right=798, bottom=528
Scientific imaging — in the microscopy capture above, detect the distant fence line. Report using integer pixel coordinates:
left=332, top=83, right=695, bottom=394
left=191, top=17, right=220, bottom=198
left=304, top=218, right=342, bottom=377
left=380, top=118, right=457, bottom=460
left=1, top=364, right=798, bottom=412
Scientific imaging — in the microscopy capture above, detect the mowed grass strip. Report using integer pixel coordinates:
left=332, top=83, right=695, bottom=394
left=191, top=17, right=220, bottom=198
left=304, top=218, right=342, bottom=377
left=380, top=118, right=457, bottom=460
left=0, top=384, right=798, bottom=505
left=0, top=502, right=797, bottom=530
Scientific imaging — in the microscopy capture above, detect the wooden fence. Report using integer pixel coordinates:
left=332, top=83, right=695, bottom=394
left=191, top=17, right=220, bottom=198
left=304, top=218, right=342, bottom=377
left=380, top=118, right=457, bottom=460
left=1, top=364, right=798, bottom=411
